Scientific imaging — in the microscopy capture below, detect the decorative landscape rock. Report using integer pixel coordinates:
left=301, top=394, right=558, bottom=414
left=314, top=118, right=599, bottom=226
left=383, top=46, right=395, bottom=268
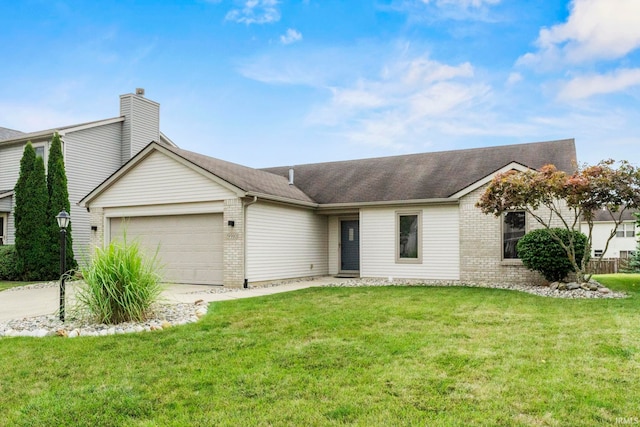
left=0, top=277, right=627, bottom=339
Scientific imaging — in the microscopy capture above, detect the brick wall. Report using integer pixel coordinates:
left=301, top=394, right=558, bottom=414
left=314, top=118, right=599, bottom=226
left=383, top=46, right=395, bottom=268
left=460, top=186, right=546, bottom=285
left=223, top=198, right=244, bottom=287
left=88, top=207, right=104, bottom=252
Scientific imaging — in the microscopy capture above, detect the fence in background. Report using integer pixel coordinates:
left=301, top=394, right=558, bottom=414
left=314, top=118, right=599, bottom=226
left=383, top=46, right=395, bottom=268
left=587, top=258, right=630, bottom=275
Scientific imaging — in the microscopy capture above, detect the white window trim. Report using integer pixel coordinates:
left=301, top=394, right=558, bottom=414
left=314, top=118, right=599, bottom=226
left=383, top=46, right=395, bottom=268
left=32, top=141, right=48, bottom=165
left=616, top=222, right=636, bottom=238
left=395, top=210, right=423, bottom=264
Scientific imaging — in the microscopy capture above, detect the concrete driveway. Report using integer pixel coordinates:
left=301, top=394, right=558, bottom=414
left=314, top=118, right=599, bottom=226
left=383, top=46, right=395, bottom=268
left=0, top=277, right=342, bottom=322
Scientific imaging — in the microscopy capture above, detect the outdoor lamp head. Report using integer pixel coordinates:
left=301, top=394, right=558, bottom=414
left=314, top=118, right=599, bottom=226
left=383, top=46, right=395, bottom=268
left=56, top=210, right=70, bottom=229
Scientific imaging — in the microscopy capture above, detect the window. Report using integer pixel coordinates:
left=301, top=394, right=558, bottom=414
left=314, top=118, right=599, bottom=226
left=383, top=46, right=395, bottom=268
left=620, top=250, right=636, bottom=259
left=32, top=142, right=47, bottom=163
left=615, top=223, right=636, bottom=238
left=503, top=211, right=526, bottom=259
left=594, top=249, right=604, bottom=257
left=396, top=211, right=422, bottom=263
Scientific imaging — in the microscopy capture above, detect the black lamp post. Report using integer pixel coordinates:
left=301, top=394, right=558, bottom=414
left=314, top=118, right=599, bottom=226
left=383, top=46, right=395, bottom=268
left=56, top=210, right=70, bottom=322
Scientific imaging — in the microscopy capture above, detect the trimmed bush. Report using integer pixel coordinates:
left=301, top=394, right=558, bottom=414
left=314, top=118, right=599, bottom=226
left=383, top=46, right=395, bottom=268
left=76, top=237, right=163, bottom=324
left=0, top=245, right=20, bottom=281
left=516, top=228, right=588, bottom=282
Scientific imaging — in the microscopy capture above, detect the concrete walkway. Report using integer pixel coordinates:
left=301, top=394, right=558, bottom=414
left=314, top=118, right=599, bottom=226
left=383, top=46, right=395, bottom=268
left=0, top=276, right=344, bottom=322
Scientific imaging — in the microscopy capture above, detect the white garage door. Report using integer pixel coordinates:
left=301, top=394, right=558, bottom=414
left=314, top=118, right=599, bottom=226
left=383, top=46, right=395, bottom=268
left=110, top=213, right=223, bottom=285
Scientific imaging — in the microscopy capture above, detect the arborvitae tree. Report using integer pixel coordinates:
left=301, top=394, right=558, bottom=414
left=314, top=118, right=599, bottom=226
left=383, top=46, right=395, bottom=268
left=45, top=132, right=76, bottom=278
left=14, top=144, right=49, bottom=280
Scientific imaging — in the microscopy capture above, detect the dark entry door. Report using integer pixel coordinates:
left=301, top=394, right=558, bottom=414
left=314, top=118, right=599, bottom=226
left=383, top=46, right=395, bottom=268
left=340, top=220, right=360, bottom=272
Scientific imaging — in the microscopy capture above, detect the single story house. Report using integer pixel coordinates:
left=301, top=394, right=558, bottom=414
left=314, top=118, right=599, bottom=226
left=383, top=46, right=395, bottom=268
left=80, top=138, right=577, bottom=287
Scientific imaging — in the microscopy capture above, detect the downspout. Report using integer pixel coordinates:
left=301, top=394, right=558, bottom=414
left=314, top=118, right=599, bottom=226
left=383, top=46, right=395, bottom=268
left=242, top=196, right=258, bottom=288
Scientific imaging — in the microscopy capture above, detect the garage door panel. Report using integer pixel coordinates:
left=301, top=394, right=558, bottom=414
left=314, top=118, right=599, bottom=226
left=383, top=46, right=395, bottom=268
left=110, top=213, right=223, bottom=285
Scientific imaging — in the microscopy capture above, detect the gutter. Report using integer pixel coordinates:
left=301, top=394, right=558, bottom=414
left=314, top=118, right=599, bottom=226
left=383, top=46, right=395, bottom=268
left=242, top=196, right=259, bottom=288
left=245, top=191, right=318, bottom=209
left=316, top=197, right=458, bottom=212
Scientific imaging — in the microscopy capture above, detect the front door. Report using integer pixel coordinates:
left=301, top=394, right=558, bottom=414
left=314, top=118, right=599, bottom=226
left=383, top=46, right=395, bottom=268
left=340, top=220, right=360, bottom=272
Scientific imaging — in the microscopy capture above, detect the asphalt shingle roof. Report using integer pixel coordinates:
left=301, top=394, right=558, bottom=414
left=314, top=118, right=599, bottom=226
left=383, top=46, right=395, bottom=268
left=261, top=139, right=577, bottom=204
left=164, top=145, right=316, bottom=203
left=0, top=127, right=24, bottom=141
left=592, top=208, right=638, bottom=222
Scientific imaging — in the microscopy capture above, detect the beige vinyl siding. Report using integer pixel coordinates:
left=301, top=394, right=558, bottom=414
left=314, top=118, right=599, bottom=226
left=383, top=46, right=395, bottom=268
left=0, top=195, right=12, bottom=211
left=360, top=205, right=460, bottom=280
left=120, top=95, right=160, bottom=163
left=0, top=144, right=21, bottom=245
left=328, top=216, right=340, bottom=275
left=0, top=144, right=24, bottom=191
left=246, top=202, right=328, bottom=282
left=89, top=150, right=237, bottom=208
left=64, top=123, right=123, bottom=258
left=0, top=139, right=50, bottom=245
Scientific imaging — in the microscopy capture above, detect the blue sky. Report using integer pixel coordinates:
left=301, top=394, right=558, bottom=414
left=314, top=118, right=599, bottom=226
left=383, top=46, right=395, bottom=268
left=1, top=0, right=639, bottom=168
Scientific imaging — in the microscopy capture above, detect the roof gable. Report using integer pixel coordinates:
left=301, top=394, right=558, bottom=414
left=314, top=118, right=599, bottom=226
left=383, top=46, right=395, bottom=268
left=81, top=142, right=316, bottom=207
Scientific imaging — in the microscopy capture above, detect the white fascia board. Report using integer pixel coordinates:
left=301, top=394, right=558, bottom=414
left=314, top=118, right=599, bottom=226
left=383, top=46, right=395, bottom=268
left=0, top=117, right=125, bottom=146
left=58, top=117, right=125, bottom=136
left=449, top=162, right=533, bottom=199
left=159, top=132, right=178, bottom=147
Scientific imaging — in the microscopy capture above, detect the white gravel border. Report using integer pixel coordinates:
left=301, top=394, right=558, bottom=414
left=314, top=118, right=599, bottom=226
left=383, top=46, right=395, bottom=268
left=1, top=277, right=627, bottom=338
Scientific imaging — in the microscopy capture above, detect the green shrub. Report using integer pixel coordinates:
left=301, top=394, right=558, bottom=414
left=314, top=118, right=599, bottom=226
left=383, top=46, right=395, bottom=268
left=0, top=245, right=20, bottom=281
left=76, top=237, right=163, bottom=324
left=516, top=228, right=588, bottom=282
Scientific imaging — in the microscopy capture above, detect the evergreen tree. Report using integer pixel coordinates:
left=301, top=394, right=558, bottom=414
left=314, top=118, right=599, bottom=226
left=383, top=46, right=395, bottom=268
left=45, top=132, right=76, bottom=278
left=14, top=143, right=49, bottom=280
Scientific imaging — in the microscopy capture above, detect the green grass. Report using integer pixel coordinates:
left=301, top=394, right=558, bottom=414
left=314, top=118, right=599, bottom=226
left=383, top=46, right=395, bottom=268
left=1, top=275, right=639, bottom=426
left=0, top=281, right=34, bottom=292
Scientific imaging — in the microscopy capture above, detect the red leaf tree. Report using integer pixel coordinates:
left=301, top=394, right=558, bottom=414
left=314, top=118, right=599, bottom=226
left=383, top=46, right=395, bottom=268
left=476, top=160, right=640, bottom=282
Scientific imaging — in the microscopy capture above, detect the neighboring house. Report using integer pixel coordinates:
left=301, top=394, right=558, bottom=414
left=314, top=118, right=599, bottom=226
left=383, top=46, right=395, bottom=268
left=581, top=209, right=638, bottom=259
left=0, top=91, right=176, bottom=257
left=80, top=138, right=577, bottom=287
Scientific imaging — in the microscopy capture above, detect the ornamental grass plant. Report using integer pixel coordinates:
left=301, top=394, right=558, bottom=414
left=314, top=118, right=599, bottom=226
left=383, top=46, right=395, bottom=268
left=77, top=236, right=162, bottom=324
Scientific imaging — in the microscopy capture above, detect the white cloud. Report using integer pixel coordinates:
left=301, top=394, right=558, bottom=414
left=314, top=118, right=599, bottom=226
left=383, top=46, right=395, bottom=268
left=519, top=0, right=640, bottom=66
left=280, top=28, right=302, bottom=45
left=421, top=0, right=500, bottom=7
left=225, top=0, right=280, bottom=25
left=506, top=72, right=522, bottom=85
left=558, top=68, right=640, bottom=100
left=388, top=0, right=501, bottom=21
left=308, top=56, right=491, bottom=147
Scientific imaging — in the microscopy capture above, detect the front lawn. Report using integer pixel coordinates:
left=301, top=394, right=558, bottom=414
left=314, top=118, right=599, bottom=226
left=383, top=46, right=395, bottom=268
left=0, top=281, right=33, bottom=292
left=1, top=275, right=639, bottom=426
